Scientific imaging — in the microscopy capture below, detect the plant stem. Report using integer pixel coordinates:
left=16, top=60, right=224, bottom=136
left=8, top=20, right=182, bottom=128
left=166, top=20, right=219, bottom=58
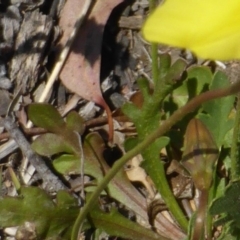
left=151, top=43, right=159, bottom=84
left=205, top=198, right=213, bottom=240
left=192, top=190, right=208, bottom=240
left=205, top=167, right=217, bottom=240
left=71, top=80, right=240, bottom=240
left=230, top=93, right=240, bottom=180
left=149, top=0, right=159, bottom=85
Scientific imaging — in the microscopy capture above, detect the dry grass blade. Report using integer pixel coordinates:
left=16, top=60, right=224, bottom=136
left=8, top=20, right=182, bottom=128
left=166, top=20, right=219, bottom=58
left=37, top=0, right=93, bottom=103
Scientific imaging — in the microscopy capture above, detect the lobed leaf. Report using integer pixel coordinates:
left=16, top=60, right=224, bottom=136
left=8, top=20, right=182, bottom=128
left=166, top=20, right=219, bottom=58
left=89, top=207, right=166, bottom=240
left=0, top=187, right=78, bottom=239
left=210, top=180, right=240, bottom=237
left=198, top=71, right=235, bottom=147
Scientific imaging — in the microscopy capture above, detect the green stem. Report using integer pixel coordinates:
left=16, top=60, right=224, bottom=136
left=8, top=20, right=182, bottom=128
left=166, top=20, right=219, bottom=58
left=149, top=0, right=159, bottom=85
left=151, top=43, right=159, bottom=84
left=205, top=196, right=213, bottom=240
left=71, top=81, right=240, bottom=240
left=230, top=93, right=240, bottom=180
left=205, top=167, right=217, bottom=240
left=192, top=190, right=208, bottom=240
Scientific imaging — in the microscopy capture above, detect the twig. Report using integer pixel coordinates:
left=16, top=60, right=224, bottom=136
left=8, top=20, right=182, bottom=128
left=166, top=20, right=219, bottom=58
left=3, top=116, right=67, bottom=192
left=0, top=115, right=131, bottom=141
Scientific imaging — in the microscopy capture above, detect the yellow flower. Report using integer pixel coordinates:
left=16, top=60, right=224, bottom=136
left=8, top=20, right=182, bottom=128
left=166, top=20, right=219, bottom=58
left=142, top=0, right=240, bottom=60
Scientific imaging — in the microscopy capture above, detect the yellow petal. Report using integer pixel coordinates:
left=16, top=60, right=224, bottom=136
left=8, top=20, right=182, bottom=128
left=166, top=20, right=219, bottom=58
left=142, top=0, right=240, bottom=60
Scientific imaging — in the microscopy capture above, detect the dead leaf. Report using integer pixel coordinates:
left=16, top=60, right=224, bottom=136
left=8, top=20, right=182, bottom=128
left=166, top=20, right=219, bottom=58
left=125, top=155, right=156, bottom=199
left=59, top=0, right=124, bottom=141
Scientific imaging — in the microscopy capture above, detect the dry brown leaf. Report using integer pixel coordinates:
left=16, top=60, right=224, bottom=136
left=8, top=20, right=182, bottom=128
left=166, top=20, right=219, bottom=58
left=59, top=0, right=124, bottom=141
left=125, top=155, right=156, bottom=199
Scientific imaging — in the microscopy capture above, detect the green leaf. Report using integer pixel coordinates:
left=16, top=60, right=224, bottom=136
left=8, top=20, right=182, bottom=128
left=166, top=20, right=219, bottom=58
left=28, top=103, right=66, bottom=134
left=0, top=187, right=78, bottom=239
left=56, top=190, right=78, bottom=207
left=107, top=168, right=150, bottom=221
left=141, top=137, right=170, bottom=176
left=210, top=181, right=240, bottom=217
left=89, top=207, right=165, bottom=240
left=53, top=133, right=104, bottom=181
left=122, top=102, right=141, bottom=122
left=53, top=152, right=103, bottom=181
left=164, top=66, right=212, bottom=114
left=210, top=180, right=240, bottom=234
left=217, top=221, right=240, bottom=240
left=124, top=137, right=139, bottom=152
left=165, top=58, right=187, bottom=83
left=53, top=154, right=80, bottom=175
left=140, top=137, right=188, bottom=228
left=159, top=54, right=171, bottom=78
left=32, top=133, right=76, bottom=156
left=187, top=66, right=212, bottom=98
left=66, top=111, right=85, bottom=134
left=198, top=71, right=235, bottom=147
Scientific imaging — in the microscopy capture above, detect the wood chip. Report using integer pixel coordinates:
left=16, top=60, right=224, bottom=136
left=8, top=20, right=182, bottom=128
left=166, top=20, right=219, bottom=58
left=9, top=9, right=53, bottom=94
left=119, top=15, right=144, bottom=29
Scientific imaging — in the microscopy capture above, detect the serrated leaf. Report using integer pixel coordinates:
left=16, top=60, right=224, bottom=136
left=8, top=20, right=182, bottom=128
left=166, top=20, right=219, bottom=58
left=210, top=181, right=240, bottom=217
left=165, top=58, right=187, bottom=83
left=122, top=102, right=141, bottom=122
left=210, top=180, right=240, bottom=237
left=198, top=71, right=235, bottom=147
left=165, top=66, right=212, bottom=112
left=187, top=66, right=212, bottom=98
left=28, top=103, right=66, bottom=134
left=90, top=207, right=165, bottom=240
left=215, top=220, right=240, bottom=240
left=159, top=53, right=171, bottom=77
left=0, top=187, right=78, bottom=239
left=32, top=133, right=76, bottom=156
